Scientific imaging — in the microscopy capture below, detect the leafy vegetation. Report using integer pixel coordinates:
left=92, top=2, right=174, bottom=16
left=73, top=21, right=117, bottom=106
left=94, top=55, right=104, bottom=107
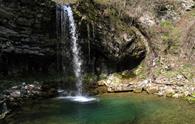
left=159, top=20, right=181, bottom=54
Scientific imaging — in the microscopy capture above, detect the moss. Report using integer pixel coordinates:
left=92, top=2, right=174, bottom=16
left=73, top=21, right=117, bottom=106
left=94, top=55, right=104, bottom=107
left=187, top=96, right=195, bottom=104
left=134, top=63, right=147, bottom=80
left=99, top=73, right=108, bottom=80
left=178, top=64, right=194, bottom=81
left=100, top=63, right=147, bottom=83
left=94, top=0, right=110, bottom=4
left=159, top=20, right=181, bottom=54
left=152, top=61, right=194, bottom=83
left=73, top=0, right=99, bottom=23
left=112, top=73, right=123, bottom=79
left=83, top=73, right=98, bottom=84
left=160, top=20, right=174, bottom=30
left=121, top=71, right=136, bottom=79
left=73, top=0, right=135, bottom=37
left=191, top=12, right=195, bottom=16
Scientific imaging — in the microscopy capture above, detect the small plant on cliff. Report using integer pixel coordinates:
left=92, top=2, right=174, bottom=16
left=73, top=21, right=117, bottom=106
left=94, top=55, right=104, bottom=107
left=160, top=20, right=180, bottom=54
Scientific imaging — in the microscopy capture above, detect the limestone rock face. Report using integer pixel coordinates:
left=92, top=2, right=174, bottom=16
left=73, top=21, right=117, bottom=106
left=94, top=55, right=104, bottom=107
left=72, top=1, right=146, bottom=73
left=0, top=0, right=147, bottom=77
left=0, top=0, right=57, bottom=76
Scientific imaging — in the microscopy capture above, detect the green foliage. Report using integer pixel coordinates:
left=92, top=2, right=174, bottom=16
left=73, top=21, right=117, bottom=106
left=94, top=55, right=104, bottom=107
left=160, top=20, right=174, bottom=30
left=191, top=12, right=195, bottom=16
left=159, top=20, right=181, bottom=53
left=178, top=64, right=194, bottom=81
left=152, top=59, right=194, bottom=83
left=73, top=0, right=99, bottom=23
left=121, top=71, right=136, bottom=79
left=83, top=73, right=97, bottom=84
left=99, top=73, right=108, bottom=80
left=134, top=65, right=147, bottom=80
left=187, top=96, right=195, bottom=104
left=95, top=0, right=110, bottom=4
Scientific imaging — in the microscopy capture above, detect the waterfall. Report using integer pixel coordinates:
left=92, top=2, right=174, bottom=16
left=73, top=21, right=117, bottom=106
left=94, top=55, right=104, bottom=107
left=56, top=5, right=97, bottom=103
left=63, top=5, right=83, bottom=96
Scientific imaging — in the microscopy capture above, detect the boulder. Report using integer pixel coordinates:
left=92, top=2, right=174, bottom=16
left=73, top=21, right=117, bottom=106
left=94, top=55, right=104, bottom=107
left=172, top=93, right=184, bottom=98
left=146, top=84, right=159, bottom=94
left=164, top=87, right=175, bottom=97
left=133, top=87, right=143, bottom=93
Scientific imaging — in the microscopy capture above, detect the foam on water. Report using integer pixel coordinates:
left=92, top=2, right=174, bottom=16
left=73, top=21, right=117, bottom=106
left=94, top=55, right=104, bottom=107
left=57, top=96, right=98, bottom=103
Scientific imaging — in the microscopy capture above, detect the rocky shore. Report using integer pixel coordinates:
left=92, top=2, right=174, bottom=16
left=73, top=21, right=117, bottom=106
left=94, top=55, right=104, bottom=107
left=97, top=73, right=195, bottom=100
left=0, top=0, right=195, bottom=121
left=0, top=81, right=58, bottom=119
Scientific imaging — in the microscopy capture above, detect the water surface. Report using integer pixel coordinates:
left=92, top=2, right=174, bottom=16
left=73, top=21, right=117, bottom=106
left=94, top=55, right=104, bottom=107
left=3, top=93, right=195, bottom=124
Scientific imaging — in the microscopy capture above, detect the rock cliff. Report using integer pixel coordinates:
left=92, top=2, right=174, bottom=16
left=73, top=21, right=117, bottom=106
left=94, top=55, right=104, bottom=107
left=0, top=0, right=57, bottom=76
left=0, top=0, right=194, bottom=98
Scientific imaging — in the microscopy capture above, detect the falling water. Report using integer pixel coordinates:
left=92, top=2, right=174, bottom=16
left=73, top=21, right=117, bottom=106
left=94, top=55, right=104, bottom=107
left=63, top=5, right=83, bottom=96
left=56, top=5, right=97, bottom=103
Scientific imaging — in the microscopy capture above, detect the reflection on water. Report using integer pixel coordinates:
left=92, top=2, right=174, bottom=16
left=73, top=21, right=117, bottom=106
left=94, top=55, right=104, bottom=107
left=2, top=93, right=195, bottom=124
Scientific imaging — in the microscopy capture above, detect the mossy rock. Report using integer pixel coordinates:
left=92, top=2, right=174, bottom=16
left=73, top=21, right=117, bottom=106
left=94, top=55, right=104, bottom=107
left=71, top=0, right=146, bottom=74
